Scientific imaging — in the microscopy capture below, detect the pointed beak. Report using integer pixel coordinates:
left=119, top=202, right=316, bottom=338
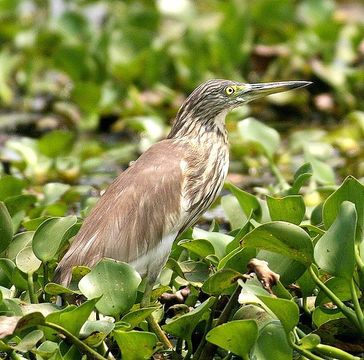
left=236, top=80, right=312, bottom=102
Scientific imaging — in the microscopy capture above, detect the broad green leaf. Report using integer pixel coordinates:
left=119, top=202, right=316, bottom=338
left=306, top=155, right=335, bottom=185
left=296, top=265, right=318, bottom=297
left=300, top=334, right=320, bottom=350
left=79, top=320, right=114, bottom=347
left=0, top=202, right=13, bottom=253
left=251, top=321, right=292, bottom=360
left=206, top=320, right=258, bottom=360
left=323, top=176, right=364, bottom=242
left=178, top=239, right=214, bottom=258
left=288, top=162, right=313, bottom=195
left=163, top=297, right=215, bottom=339
left=113, top=330, right=157, bottom=360
left=79, top=259, right=141, bottom=317
left=34, top=341, right=59, bottom=358
left=312, top=307, right=345, bottom=328
left=45, top=298, right=99, bottom=338
left=258, top=296, right=299, bottom=333
left=221, top=194, right=247, bottom=229
left=38, top=130, right=75, bottom=158
left=257, top=251, right=307, bottom=285
left=218, top=247, right=256, bottom=274
left=13, top=329, right=44, bottom=352
left=315, top=277, right=359, bottom=306
left=44, top=283, right=76, bottom=295
left=238, top=117, right=280, bottom=158
left=225, top=182, right=262, bottom=220
left=0, top=258, right=15, bottom=287
left=202, top=270, right=241, bottom=295
left=41, top=183, right=71, bottom=206
left=5, top=231, right=34, bottom=260
left=32, top=216, right=77, bottom=262
left=120, top=307, right=158, bottom=329
left=16, top=312, right=45, bottom=331
left=241, top=221, right=313, bottom=266
left=192, top=228, right=233, bottom=259
left=315, top=201, right=356, bottom=279
left=266, top=195, right=305, bottom=225
left=0, top=175, right=26, bottom=201
left=178, top=260, right=210, bottom=283
left=16, top=246, right=41, bottom=274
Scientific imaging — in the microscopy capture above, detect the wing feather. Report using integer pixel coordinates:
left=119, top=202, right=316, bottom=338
left=55, top=140, right=185, bottom=285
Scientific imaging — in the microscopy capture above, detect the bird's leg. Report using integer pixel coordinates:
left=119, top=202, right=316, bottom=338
left=141, top=280, right=173, bottom=349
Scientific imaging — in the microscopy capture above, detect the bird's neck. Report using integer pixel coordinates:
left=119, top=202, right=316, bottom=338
left=167, top=109, right=229, bottom=144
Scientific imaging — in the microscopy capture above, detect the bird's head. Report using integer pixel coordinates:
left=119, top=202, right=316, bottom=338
left=170, top=79, right=311, bottom=138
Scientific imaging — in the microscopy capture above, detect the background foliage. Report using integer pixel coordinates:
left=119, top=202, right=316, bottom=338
left=0, top=0, right=364, bottom=359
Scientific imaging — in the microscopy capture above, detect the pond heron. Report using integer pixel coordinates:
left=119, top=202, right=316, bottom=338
left=55, top=79, right=310, bottom=347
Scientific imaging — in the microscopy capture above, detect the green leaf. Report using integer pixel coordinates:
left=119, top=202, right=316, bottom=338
left=13, top=329, right=44, bottom=352
left=300, top=334, right=320, bottom=350
left=206, top=319, right=258, bottom=360
left=44, top=283, right=76, bottom=296
left=202, top=269, right=241, bottom=295
left=296, top=265, right=318, bottom=297
left=79, top=259, right=141, bottom=317
left=225, top=182, right=262, bottom=220
left=221, top=194, right=247, bottom=229
left=306, top=155, right=336, bottom=185
left=192, top=228, right=233, bottom=259
left=45, top=298, right=99, bottom=338
left=312, top=307, right=345, bottom=328
left=38, top=130, right=75, bottom=158
left=0, top=175, right=26, bottom=201
left=32, top=216, right=77, bottom=262
left=218, top=247, right=256, bottom=274
left=15, top=246, right=41, bottom=274
left=251, top=322, right=292, bottom=359
left=238, top=117, right=280, bottom=158
left=41, top=183, right=71, bottom=205
left=16, top=312, right=45, bottom=332
left=178, top=239, right=214, bottom=258
left=323, top=176, right=364, bottom=242
left=315, top=277, right=358, bottom=306
left=288, top=162, right=313, bottom=195
left=0, top=202, right=13, bottom=253
left=79, top=320, right=114, bottom=347
left=113, top=330, right=157, bottom=360
left=163, top=297, right=215, bottom=339
left=257, top=251, right=307, bottom=285
left=120, top=307, right=158, bottom=329
left=258, top=296, right=299, bottom=333
left=315, top=201, right=356, bottom=279
left=241, top=221, right=314, bottom=266
left=5, top=232, right=33, bottom=260
left=266, top=195, right=305, bottom=225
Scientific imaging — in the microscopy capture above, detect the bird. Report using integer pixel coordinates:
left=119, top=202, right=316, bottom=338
left=55, top=78, right=310, bottom=347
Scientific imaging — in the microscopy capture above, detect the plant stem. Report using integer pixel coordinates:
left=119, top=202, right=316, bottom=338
left=315, top=344, right=361, bottom=360
left=43, top=262, right=50, bottom=302
left=308, top=266, right=361, bottom=331
left=27, top=273, right=38, bottom=304
left=269, top=159, right=289, bottom=190
left=193, top=297, right=217, bottom=359
left=197, top=284, right=241, bottom=360
left=185, top=339, right=193, bottom=360
left=45, top=321, right=107, bottom=360
left=350, top=278, right=364, bottom=331
left=287, top=332, right=324, bottom=360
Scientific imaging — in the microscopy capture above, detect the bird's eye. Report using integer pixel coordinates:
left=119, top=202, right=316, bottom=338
left=225, top=86, right=235, bottom=95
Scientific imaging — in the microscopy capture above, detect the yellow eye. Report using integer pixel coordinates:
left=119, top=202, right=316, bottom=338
left=225, top=86, right=235, bottom=95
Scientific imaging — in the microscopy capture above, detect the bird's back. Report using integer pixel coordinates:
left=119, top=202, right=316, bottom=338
left=55, top=136, right=229, bottom=285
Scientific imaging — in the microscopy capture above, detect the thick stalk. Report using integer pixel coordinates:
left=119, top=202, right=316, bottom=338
left=185, top=339, right=193, bottom=360
left=349, top=278, right=364, bottom=332
left=308, top=266, right=361, bottom=331
left=315, top=344, right=361, bottom=360
left=141, top=281, right=173, bottom=349
left=43, top=262, right=50, bottom=302
left=198, top=284, right=241, bottom=360
left=27, top=273, right=38, bottom=304
left=269, top=159, right=289, bottom=190
left=287, top=332, right=324, bottom=360
left=45, top=321, right=107, bottom=360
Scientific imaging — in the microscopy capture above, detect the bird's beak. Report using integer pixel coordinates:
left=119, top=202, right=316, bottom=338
left=236, top=80, right=312, bottom=102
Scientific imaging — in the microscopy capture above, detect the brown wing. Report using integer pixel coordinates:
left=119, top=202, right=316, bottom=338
left=55, top=140, right=185, bottom=285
